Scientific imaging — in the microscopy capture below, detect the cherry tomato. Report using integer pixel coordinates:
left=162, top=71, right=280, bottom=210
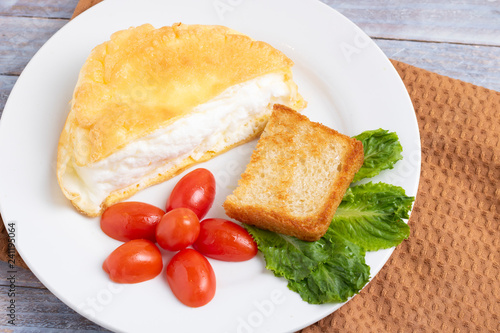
left=102, top=239, right=163, bottom=284
left=100, top=202, right=165, bottom=242
left=193, top=218, right=258, bottom=262
left=156, top=208, right=200, bottom=251
left=166, top=249, right=216, bottom=307
left=166, top=168, right=216, bottom=219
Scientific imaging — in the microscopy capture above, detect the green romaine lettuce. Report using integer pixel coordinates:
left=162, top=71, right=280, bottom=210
left=243, top=226, right=334, bottom=281
left=245, top=225, right=370, bottom=304
left=353, top=129, right=403, bottom=182
left=288, top=229, right=370, bottom=304
left=242, top=129, right=414, bottom=305
left=331, top=182, right=413, bottom=251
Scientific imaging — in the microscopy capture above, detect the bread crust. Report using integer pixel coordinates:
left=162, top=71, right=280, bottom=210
left=223, top=104, right=364, bottom=241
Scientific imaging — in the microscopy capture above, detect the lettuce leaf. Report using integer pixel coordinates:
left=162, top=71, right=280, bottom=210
left=245, top=225, right=370, bottom=304
left=288, top=229, right=370, bottom=304
left=242, top=129, right=413, bottom=304
left=353, top=129, right=403, bottom=182
left=243, top=226, right=334, bottom=281
left=331, top=182, right=413, bottom=251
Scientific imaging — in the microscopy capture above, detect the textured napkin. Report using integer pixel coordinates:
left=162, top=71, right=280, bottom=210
left=298, top=60, right=499, bottom=333
left=0, top=1, right=498, bottom=332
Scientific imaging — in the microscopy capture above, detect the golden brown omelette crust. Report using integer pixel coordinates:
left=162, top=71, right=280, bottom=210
left=57, top=23, right=306, bottom=217
left=64, top=23, right=295, bottom=167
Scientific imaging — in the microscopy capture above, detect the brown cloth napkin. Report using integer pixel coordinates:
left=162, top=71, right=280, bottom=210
left=298, top=61, right=499, bottom=333
left=1, top=1, right=498, bottom=331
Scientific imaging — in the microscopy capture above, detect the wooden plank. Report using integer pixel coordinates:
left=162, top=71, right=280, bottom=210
left=374, top=38, right=500, bottom=92
left=2, top=1, right=499, bottom=45
left=0, top=0, right=79, bottom=19
left=322, top=0, right=500, bottom=46
left=0, top=75, right=17, bottom=118
left=0, top=327, right=106, bottom=333
left=0, top=261, right=44, bottom=289
left=0, top=16, right=67, bottom=76
left=0, top=285, right=108, bottom=331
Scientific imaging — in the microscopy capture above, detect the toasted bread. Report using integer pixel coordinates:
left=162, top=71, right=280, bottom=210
left=223, top=104, right=364, bottom=241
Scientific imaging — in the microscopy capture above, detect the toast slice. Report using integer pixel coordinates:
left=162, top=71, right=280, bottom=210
left=223, top=104, right=364, bottom=241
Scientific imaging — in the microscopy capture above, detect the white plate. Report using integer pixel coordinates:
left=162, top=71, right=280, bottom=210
left=0, top=0, right=420, bottom=332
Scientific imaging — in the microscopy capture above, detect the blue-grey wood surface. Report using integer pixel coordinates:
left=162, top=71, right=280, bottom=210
left=0, top=0, right=499, bottom=332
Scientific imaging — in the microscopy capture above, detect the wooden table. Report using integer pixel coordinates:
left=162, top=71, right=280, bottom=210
left=0, top=1, right=499, bottom=331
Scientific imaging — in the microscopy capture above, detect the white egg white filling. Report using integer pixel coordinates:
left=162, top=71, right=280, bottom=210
left=64, top=73, right=294, bottom=208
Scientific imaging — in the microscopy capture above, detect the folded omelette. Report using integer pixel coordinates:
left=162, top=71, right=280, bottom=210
left=57, top=23, right=306, bottom=216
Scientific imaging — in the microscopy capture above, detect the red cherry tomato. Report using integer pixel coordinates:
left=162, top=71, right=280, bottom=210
left=166, top=249, right=216, bottom=307
left=102, top=239, right=163, bottom=284
left=100, top=202, right=165, bottom=242
left=166, top=168, right=216, bottom=219
left=156, top=208, right=200, bottom=251
left=193, top=218, right=258, bottom=262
